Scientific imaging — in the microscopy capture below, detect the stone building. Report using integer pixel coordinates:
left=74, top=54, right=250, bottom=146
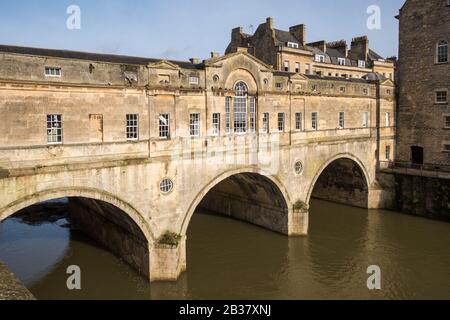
left=226, top=17, right=395, bottom=80
left=0, top=41, right=396, bottom=280
left=390, top=0, right=450, bottom=219
left=396, top=0, right=450, bottom=167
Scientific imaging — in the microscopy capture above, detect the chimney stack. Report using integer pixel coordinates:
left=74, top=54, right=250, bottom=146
left=266, top=17, right=274, bottom=30
left=189, top=58, right=201, bottom=64
left=210, top=52, right=220, bottom=59
left=307, top=40, right=327, bottom=53
left=289, top=24, right=307, bottom=46
left=328, top=40, right=348, bottom=58
left=351, top=36, right=369, bottom=60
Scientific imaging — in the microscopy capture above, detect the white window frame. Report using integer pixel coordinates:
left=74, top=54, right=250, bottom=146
left=386, top=145, right=391, bottom=160
left=126, top=114, right=139, bottom=141
left=275, top=82, right=284, bottom=90
left=295, top=62, right=301, bottom=73
left=287, top=42, right=299, bottom=49
left=234, top=82, right=248, bottom=134
left=45, top=67, right=62, bottom=77
left=278, top=113, right=285, bottom=132
left=362, top=112, right=369, bottom=128
left=225, top=97, right=232, bottom=134
left=315, top=55, right=325, bottom=63
left=338, top=112, right=345, bottom=129
left=47, top=114, right=63, bottom=145
left=358, top=60, right=366, bottom=68
left=159, top=114, right=170, bottom=139
left=189, top=76, right=199, bottom=85
left=189, top=113, right=200, bottom=137
left=436, top=90, right=448, bottom=104
left=262, top=113, right=269, bottom=134
left=305, top=64, right=311, bottom=74
left=338, top=58, right=346, bottom=66
left=444, top=115, right=450, bottom=129
left=295, top=113, right=303, bottom=131
left=437, top=40, right=449, bottom=64
left=385, top=112, right=391, bottom=127
left=312, top=112, right=318, bottom=131
left=212, top=113, right=220, bottom=136
left=284, top=60, right=290, bottom=72
left=249, top=97, right=256, bottom=133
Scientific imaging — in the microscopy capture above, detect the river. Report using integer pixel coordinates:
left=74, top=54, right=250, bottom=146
left=0, top=199, right=449, bottom=300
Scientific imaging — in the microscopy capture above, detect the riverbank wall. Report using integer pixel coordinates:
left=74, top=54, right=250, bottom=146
left=392, top=173, right=450, bottom=221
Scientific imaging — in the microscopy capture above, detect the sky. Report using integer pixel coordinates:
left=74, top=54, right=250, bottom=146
left=0, top=0, right=405, bottom=61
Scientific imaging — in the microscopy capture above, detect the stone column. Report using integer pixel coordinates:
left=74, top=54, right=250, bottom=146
left=149, top=235, right=186, bottom=282
left=289, top=205, right=309, bottom=236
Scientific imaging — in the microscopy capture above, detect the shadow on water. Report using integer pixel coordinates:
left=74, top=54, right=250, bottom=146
left=0, top=199, right=449, bottom=299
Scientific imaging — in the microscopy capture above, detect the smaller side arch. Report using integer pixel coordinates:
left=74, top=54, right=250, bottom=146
left=306, top=153, right=371, bottom=206
left=0, top=187, right=156, bottom=244
left=179, top=167, right=293, bottom=236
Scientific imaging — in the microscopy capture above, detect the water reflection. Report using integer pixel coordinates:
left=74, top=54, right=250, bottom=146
left=0, top=200, right=449, bottom=300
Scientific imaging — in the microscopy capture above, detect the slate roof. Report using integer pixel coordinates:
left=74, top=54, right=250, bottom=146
left=274, top=29, right=300, bottom=45
left=0, top=44, right=203, bottom=69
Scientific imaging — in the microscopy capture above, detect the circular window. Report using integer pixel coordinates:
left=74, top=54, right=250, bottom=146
left=213, top=75, right=220, bottom=82
left=263, top=78, right=269, bottom=85
left=159, top=178, right=174, bottom=194
left=294, top=161, right=304, bottom=175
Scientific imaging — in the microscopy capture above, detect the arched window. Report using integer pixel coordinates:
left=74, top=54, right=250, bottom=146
left=234, top=82, right=248, bottom=133
left=437, top=40, right=449, bottom=63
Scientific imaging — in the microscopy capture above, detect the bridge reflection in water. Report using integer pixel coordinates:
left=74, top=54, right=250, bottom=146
left=0, top=198, right=449, bottom=300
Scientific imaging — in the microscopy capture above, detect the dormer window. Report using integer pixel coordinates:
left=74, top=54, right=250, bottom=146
left=338, top=58, right=346, bottom=66
left=315, top=55, right=325, bottom=63
left=45, top=67, right=61, bottom=77
left=287, top=42, right=299, bottom=49
left=358, top=60, right=366, bottom=68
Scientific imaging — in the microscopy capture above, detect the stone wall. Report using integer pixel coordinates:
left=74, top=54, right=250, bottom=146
left=393, top=174, right=450, bottom=220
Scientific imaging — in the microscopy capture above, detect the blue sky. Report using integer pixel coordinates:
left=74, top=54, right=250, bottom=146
left=0, top=0, right=405, bottom=61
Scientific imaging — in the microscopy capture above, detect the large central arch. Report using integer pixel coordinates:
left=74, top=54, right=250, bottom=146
left=180, top=168, right=293, bottom=236
left=307, top=154, right=371, bottom=208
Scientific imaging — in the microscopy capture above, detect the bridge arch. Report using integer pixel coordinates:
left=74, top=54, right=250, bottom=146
left=180, top=167, right=293, bottom=236
left=0, top=187, right=156, bottom=244
left=307, top=153, right=371, bottom=208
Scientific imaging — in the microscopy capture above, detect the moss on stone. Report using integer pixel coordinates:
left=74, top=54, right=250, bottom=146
left=157, top=232, right=181, bottom=247
left=293, top=200, right=309, bottom=212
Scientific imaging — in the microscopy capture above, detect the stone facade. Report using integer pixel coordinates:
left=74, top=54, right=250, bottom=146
left=0, top=43, right=395, bottom=281
left=226, top=18, right=395, bottom=81
left=396, top=0, right=450, bottom=167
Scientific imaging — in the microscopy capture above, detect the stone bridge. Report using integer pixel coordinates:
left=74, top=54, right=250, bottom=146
left=0, top=48, right=395, bottom=281
left=0, top=138, right=391, bottom=281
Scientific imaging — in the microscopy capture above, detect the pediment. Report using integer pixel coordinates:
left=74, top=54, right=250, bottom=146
left=148, top=60, right=180, bottom=70
left=206, top=52, right=273, bottom=73
left=290, top=73, right=309, bottom=81
left=380, top=78, right=395, bottom=87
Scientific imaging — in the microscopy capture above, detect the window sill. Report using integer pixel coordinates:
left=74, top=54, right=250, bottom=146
left=435, top=62, right=449, bottom=65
